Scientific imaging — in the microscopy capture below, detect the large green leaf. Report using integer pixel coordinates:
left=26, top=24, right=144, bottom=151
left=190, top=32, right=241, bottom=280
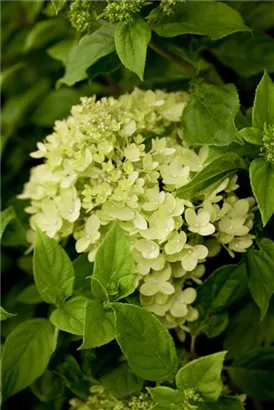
left=33, top=228, right=74, bottom=305
left=149, top=1, right=250, bottom=40
left=246, top=238, right=274, bottom=319
left=199, top=396, right=245, bottom=410
left=62, top=26, right=115, bottom=86
left=182, top=83, right=242, bottom=146
left=250, top=158, right=274, bottom=226
left=102, top=362, right=144, bottom=399
left=115, top=16, right=151, bottom=81
left=50, top=296, right=86, bottom=335
left=229, top=348, right=274, bottom=401
left=93, top=221, right=135, bottom=301
left=211, top=33, right=274, bottom=78
left=1, top=319, right=55, bottom=401
left=112, top=303, right=178, bottom=381
left=252, top=71, right=274, bottom=130
left=24, top=18, right=69, bottom=52
left=176, top=352, right=226, bottom=401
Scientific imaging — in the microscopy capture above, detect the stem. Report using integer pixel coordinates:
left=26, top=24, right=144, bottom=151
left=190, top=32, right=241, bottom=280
left=149, top=40, right=195, bottom=75
left=190, top=335, right=197, bottom=355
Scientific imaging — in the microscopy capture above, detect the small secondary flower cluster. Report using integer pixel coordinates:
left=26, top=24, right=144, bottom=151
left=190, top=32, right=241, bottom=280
left=68, top=0, right=100, bottom=33
left=261, top=123, right=274, bottom=165
left=20, top=89, right=255, bottom=333
left=69, top=386, right=153, bottom=410
left=100, top=0, right=145, bottom=23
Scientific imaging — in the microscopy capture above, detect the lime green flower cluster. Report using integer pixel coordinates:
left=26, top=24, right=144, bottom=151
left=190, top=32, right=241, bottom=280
left=101, top=0, right=145, bottom=23
left=69, top=386, right=153, bottom=410
left=68, top=0, right=100, bottom=33
left=261, top=123, right=274, bottom=165
left=20, top=89, right=255, bottom=332
left=160, top=0, right=177, bottom=16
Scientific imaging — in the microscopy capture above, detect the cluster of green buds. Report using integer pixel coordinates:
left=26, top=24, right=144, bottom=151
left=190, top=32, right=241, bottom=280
left=100, top=0, right=145, bottom=23
left=261, top=123, right=274, bottom=165
left=160, top=0, right=178, bottom=16
left=69, top=386, right=153, bottom=410
left=19, top=89, right=255, bottom=333
left=68, top=0, right=101, bottom=33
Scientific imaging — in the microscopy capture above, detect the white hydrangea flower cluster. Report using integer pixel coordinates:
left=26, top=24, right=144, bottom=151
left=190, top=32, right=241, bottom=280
left=19, top=89, right=255, bottom=334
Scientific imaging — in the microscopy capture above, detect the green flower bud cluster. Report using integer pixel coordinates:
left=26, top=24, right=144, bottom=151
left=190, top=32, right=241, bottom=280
left=160, top=0, right=177, bottom=16
left=261, top=123, right=274, bottom=165
left=101, top=0, right=145, bottom=23
left=69, top=386, right=153, bottom=410
left=68, top=0, right=100, bottom=33
left=20, top=89, right=255, bottom=332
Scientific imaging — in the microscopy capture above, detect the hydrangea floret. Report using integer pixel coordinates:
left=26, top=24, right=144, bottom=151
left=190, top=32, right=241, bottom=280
left=68, top=0, right=101, bottom=33
left=100, top=0, right=145, bottom=23
left=19, top=88, right=256, bottom=335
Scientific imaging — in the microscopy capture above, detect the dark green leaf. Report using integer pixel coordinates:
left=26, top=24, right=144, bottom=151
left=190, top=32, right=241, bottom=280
left=102, top=362, right=144, bottom=399
left=56, top=355, right=90, bottom=399
left=33, top=228, right=74, bottom=305
left=31, top=370, right=64, bottom=402
left=252, top=71, right=274, bottom=130
left=239, top=127, right=262, bottom=145
left=87, top=52, right=121, bottom=80
left=176, top=352, right=226, bottom=401
left=47, top=39, right=74, bottom=65
left=250, top=158, right=274, bottom=226
left=115, top=17, right=151, bottom=81
left=50, top=296, right=86, bottom=335
left=149, top=1, right=250, bottom=40
left=62, top=26, right=115, bottom=86
left=199, top=396, right=245, bottom=410
left=246, top=238, right=274, bottom=319
left=112, top=303, right=178, bottom=381
left=32, top=88, right=82, bottom=127
left=24, top=18, right=69, bottom=52
left=229, top=348, right=274, bottom=401
left=73, top=253, right=93, bottom=292
left=93, top=221, right=135, bottom=301
left=1, top=319, right=55, bottom=401
left=182, top=83, right=241, bottom=146
left=79, top=298, right=115, bottom=349
left=17, top=284, right=43, bottom=305
left=211, top=33, right=274, bottom=78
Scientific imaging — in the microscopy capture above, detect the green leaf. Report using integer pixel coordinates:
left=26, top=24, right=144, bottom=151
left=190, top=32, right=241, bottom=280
left=93, top=221, right=135, bottom=301
left=250, top=158, right=274, bottom=226
left=20, top=1, right=44, bottom=23
left=112, top=303, right=178, bottom=381
left=31, top=370, right=64, bottom=403
left=182, top=83, right=242, bottom=146
left=51, top=0, right=66, bottom=15
left=115, top=17, right=151, bottom=81
left=176, top=352, right=227, bottom=401
left=50, top=296, right=86, bottom=335
left=17, top=284, right=43, bottom=305
left=229, top=348, right=274, bottom=401
left=246, top=238, right=274, bottom=319
left=33, top=228, right=74, bottom=305
left=79, top=298, right=115, bottom=349
left=239, top=127, right=262, bottom=146
left=24, top=18, right=69, bottom=52
left=252, top=71, right=274, bottom=131
left=211, top=33, right=274, bottom=78
left=56, top=355, right=90, bottom=399
left=32, top=88, right=82, bottom=127
left=73, top=253, right=93, bottom=292
left=199, top=396, right=245, bottom=410
left=47, top=39, right=74, bottom=65
left=1, top=318, right=55, bottom=401
left=147, top=386, right=184, bottom=408
left=0, top=306, right=16, bottom=321
left=102, top=362, right=144, bottom=399
left=62, top=26, right=115, bottom=86
left=224, top=300, right=274, bottom=359
left=177, top=153, right=244, bottom=200
left=1, top=206, right=15, bottom=239
left=87, top=52, right=121, bottom=80
left=149, top=1, right=250, bottom=40
left=238, top=1, right=274, bottom=31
